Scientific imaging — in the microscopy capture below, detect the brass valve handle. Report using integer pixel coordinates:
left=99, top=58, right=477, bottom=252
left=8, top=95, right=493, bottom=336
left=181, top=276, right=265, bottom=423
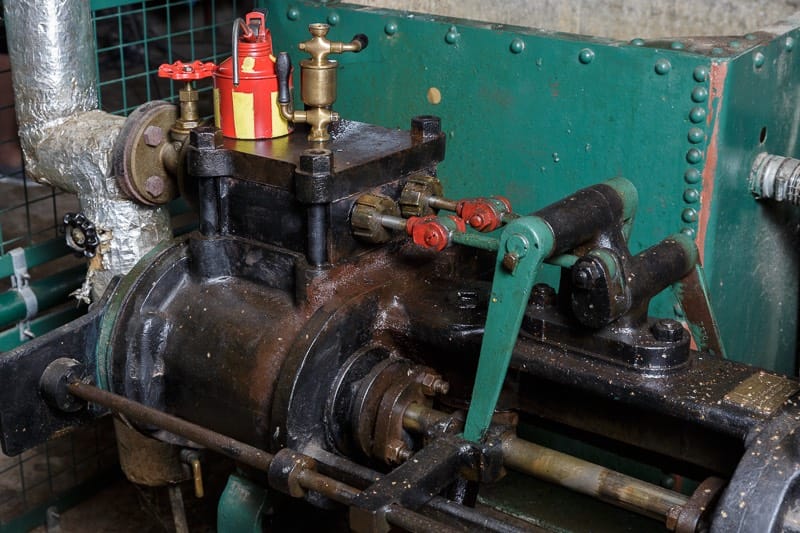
left=298, top=23, right=368, bottom=65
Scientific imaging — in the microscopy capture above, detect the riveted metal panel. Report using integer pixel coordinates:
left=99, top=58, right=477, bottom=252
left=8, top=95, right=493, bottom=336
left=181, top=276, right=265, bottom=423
left=265, top=1, right=800, bottom=374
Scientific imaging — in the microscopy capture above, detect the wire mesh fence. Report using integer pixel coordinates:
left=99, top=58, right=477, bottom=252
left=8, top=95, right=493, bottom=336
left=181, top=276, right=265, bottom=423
left=0, top=1, right=259, bottom=528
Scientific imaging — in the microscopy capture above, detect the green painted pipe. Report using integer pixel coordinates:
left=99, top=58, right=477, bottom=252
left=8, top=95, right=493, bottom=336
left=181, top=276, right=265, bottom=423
left=0, top=265, right=85, bottom=330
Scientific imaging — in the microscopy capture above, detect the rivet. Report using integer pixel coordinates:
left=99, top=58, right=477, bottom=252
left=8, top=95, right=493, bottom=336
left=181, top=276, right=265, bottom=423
left=327, top=12, right=339, bottom=26
left=670, top=41, right=684, bottom=50
left=684, top=168, right=702, bottom=184
left=686, top=148, right=703, bottom=164
left=786, top=37, right=795, bottom=52
left=578, top=48, right=595, bottom=64
left=683, top=189, right=700, bottom=203
left=630, top=38, right=645, bottom=46
left=693, top=66, right=708, bottom=82
left=754, top=52, right=766, bottom=68
left=509, top=38, right=525, bottom=54
left=654, top=58, right=671, bottom=75
left=445, top=26, right=459, bottom=44
left=689, top=106, right=706, bottom=123
left=729, top=40, right=741, bottom=49
left=680, top=227, right=696, bottom=238
left=745, top=33, right=757, bottom=41
left=683, top=168, right=703, bottom=185
left=681, top=208, right=698, bottom=223
left=384, top=22, right=398, bottom=35
left=287, top=7, right=300, bottom=21
left=712, top=47, right=724, bottom=55
left=687, top=127, right=705, bottom=144
left=691, top=87, right=708, bottom=103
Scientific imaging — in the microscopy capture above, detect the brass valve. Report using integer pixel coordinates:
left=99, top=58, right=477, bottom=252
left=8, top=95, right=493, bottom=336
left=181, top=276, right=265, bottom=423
left=277, top=23, right=368, bottom=142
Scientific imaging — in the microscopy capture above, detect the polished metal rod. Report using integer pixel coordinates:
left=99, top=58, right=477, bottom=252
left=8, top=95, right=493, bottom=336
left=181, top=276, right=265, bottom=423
left=403, top=403, right=688, bottom=523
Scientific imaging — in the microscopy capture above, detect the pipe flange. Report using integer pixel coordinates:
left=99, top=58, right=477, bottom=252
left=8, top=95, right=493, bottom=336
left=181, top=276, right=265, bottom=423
left=112, top=100, right=181, bottom=206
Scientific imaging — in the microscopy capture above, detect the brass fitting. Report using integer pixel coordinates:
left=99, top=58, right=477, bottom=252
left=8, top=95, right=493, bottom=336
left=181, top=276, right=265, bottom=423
left=172, top=82, right=202, bottom=142
left=277, top=23, right=368, bottom=142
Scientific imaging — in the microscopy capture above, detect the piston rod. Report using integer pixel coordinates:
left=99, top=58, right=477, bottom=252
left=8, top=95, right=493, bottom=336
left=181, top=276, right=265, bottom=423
left=403, top=403, right=689, bottom=525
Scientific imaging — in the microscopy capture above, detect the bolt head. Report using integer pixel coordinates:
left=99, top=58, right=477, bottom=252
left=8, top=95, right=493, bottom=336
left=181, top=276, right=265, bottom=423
left=386, top=440, right=411, bottom=464
left=572, top=260, right=603, bottom=289
left=190, top=127, right=223, bottom=150
left=652, top=319, right=684, bottom=342
left=502, top=252, right=519, bottom=272
left=299, top=148, right=333, bottom=176
left=531, top=283, right=557, bottom=307
left=145, top=175, right=165, bottom=197
left=142, top=125, right=164, bottom=147
left=411, top=115, right=442, bottom=141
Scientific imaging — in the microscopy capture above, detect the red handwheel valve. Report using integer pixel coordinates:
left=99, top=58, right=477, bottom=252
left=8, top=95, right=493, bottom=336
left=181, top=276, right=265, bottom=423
left=157, top=60, right=217, bottom=140
left=158, top=60, right=216, bottom=81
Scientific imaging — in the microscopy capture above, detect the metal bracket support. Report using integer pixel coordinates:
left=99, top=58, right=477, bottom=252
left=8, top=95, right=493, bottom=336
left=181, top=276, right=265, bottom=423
left=463, top=217, right=555, bottom=441
left=9, top=248, right=37, bottom=341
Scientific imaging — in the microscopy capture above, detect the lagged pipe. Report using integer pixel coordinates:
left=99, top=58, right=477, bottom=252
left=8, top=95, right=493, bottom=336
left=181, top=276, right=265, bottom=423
left=4, top=0, right=171, bottom=301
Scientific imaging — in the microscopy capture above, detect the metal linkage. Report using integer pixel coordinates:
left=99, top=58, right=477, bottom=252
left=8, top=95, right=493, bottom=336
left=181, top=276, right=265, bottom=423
left=60, top=379, right=461, bottom=532
left=403, top=404, right=695, bottom=530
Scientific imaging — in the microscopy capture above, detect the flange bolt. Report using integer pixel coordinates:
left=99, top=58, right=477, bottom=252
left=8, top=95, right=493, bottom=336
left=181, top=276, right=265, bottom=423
left=652, top=319, right=684, bottom=342
left=531, top=283, right=557, bottom=307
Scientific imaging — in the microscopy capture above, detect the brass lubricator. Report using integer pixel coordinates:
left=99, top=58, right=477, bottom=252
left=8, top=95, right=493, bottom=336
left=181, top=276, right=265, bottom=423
left=276, top=23, right=368, bottom=141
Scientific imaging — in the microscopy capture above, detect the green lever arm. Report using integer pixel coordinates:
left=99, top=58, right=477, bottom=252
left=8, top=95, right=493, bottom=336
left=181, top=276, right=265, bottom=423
left=462, top=216, right=555, bottom=441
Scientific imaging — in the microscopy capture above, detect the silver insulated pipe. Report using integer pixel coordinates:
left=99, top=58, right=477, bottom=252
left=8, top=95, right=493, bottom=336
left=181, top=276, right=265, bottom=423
left=4, top=0, right=171, bottom=302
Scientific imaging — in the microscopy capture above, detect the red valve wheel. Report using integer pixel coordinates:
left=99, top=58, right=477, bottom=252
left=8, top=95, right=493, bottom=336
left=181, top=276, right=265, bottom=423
left=158, top=60, right=216, bottom=81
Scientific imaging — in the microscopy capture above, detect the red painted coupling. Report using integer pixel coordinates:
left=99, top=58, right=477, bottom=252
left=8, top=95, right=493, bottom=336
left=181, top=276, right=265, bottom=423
left=406, top=215, right=466, bottom=251
left=456, top=196, right=512, bottom=232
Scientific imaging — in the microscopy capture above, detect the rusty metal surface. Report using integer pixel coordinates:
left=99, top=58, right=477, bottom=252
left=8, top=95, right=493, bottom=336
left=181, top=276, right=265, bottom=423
left=113, top=416, right=189, bottom=486
left=67, top=381, right=274, bottom=472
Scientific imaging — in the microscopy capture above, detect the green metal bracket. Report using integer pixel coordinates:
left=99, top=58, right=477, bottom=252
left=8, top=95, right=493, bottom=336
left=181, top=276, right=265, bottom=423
left=463, top=216, right=555, bottom=441
left=217, top=473, right=270, bottom=533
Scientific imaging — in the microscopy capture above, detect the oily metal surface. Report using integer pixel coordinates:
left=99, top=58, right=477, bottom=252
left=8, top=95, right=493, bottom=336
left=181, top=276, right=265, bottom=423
left=104, top=237, right=306, bottom=449
left=222, top=119, right=444, bottom=198
left=267, top=1, right=800, bottom=374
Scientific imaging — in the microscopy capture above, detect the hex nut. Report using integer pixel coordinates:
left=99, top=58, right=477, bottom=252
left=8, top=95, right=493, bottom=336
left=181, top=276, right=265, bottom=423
left=142, top=125, right=164, bottom=147
left=145, top=175, right=165, bottom=197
